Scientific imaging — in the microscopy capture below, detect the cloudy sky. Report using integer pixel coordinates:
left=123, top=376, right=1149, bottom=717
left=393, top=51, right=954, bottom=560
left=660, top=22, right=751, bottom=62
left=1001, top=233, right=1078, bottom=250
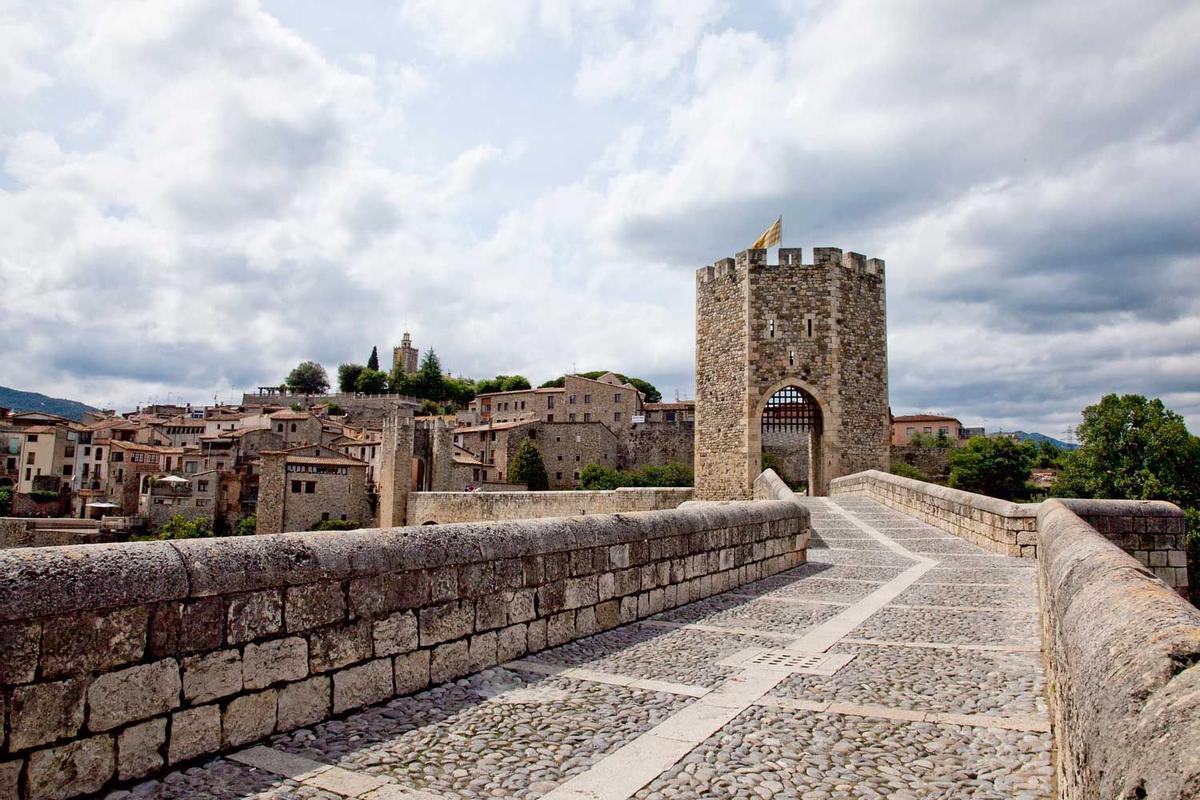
left=2, top=0, right=1198, bottom=435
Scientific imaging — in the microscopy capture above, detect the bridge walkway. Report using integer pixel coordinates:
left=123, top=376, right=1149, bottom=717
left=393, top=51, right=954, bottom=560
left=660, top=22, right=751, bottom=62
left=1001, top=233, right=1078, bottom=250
left=110, top=497, right=1052, bottom=800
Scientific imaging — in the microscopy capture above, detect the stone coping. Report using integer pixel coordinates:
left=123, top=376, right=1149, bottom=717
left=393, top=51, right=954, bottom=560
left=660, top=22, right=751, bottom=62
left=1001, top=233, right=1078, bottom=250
left=0, top=501, right=803, bottom=623
left=752, top=469, right=797, bottom=502
left=830, top=470, right=1036, bottom=518
left=1037, top=499, right=1200, bottom=798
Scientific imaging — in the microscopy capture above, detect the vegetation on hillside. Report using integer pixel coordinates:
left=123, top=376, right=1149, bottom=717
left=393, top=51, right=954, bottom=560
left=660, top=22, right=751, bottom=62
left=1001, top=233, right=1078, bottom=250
left=0, top=386, right=99, bottom=422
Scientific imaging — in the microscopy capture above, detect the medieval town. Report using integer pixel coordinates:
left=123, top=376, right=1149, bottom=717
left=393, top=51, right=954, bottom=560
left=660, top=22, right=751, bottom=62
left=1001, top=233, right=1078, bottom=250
left=1, top=2, right=1198, bottom=800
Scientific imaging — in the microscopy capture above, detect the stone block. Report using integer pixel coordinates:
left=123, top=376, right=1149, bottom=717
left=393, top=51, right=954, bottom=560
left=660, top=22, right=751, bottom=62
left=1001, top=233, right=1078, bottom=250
left=537, top=581, right=566, bottom=614
left=117, top=717, right=166, bottom=780
left=1149, top=551, right=1168, bottom=567
left=457, top=562, right=495, bottom=597
left=526, top=618, right=547, bottom=653
left=168, top=704, right=220, bottom=764
left=544, top=552, right=569, bottom=582
left=310, top=622, right=373, bottom=673
left=609, top=544, right=630, bottom=568
left=597, top=572, right=616, bottom=601
left=372, top=611, right=418, bottom=656
left=619, top=596, right=638, bottom=623
left=9, top=677, right=86, bottom=750
left=507, top=589, right=535, bottom=623
left=468, top=632, right=497, bottom=672
left=475, top=593, right=507, bottom=632
left=277, top=676, right=330, bottom=732
left=0, top=621, right=39, bottom=684
left=26, top=735, right=114, bottom=800
left=393, top=650, right=431, bottom=695
left=547, top=612, right=575, bottom=647
left=563, top=576, right=598, bottom=609
left=575, top=607, right=598, bottom=637
left=418, top=601, right=474, bottom=647
left=497, top=624, right=527, bottom=663
left=0, top=761, right=18, bottom=800
left=286, top=583, right=346, bottom=632
left=1169, top=550, right=1187, bottom=568
left=349, top=572, right=429, bottom=618
left=333, top=659, right=393, bottom=713
left=180, top=597, right=226, bottom=653
left=182, top=649, right=243, bottom=703
left=223, top=689, right=278, bottom=748
left=429, top=567, right=458, bottom=603
left=227, top=590, right=282, bottom=644
left=88, top=660, right=181, bottom=732
left=244, top=637, right=308, bottom=689
left=594, top=600, right=619, bottom=631
left=429, top=640, right=470, bottom=685
left=42, top=607, right=147, bottom=678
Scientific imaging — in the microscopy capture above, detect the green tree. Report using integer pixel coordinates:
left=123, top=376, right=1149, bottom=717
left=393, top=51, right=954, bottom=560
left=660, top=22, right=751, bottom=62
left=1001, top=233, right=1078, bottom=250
left=579, top=463, right=623, bottom=490
left=500, top=375, right=531, bottom=391
left=413, top=349, right=447, bottom=402
left=367, top=346, right=379, bottom=371
left=1031, top=440, right=1066, bottom=469
left=286, top=361, right=330, bottom=395
left=236, top=515, right=257, bottom=536
left=948, top=436, right=1033, bottom=500
left=909, top=431, right=952, bottom=449
left=145, top=515, right=213, bottom=540
left=337, top=363, right=365, bottom=393
left=444, top=377, right=477, bottom=407
left=509, top=437, right=549, bottom=490
left=355, top=368, right=389, bottom=394
left=1054, top=394, right=1200, bottom=508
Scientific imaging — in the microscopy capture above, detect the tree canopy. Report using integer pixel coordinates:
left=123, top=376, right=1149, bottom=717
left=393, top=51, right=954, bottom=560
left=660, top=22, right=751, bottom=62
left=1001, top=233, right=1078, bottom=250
left=508, top=437, right=549, bottom=490
left=355, top=368, right=389, bottom=394
left=947, top=436, right=1033, bottom=500
left=538, top=371, right=662, bottom=402
left=337, top=363, right=365, bottom=393
left=1054, top=394, right=1200, bottom=508
left=286, top=361, right=330, bottom=395
left=367, top=346, right=380, bottom=371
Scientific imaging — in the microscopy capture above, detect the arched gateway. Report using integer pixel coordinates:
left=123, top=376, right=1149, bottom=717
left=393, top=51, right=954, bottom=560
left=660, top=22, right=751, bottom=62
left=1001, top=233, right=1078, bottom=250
left=694, top=245, right=890, bottom=498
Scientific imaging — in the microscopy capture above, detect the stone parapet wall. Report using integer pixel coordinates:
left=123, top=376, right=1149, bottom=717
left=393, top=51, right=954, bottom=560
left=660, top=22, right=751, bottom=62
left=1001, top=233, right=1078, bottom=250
left=830, top=470, right=1038, bottom=557
left=1037, top=500, right=1200, bottom=799
left=407, top=487, right=693, bottom=525
left=0, top=519, right=113, bottom=549
left=830, top=470, right=1188, bottom=594
left=889, top=445, right=951, bottom=480
left=0, top=500, right=806, bottom=799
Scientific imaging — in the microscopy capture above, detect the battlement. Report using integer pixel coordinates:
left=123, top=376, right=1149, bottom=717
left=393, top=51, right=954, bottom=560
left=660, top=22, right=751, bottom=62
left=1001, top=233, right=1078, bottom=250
left=696, top=247, right=885, bottom=283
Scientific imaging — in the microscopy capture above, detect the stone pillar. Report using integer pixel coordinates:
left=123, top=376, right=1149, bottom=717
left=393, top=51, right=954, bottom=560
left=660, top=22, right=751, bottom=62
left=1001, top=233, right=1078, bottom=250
left=378, top=414, right=414, bottom=527
left=255, top=452, right=286, bottom=534
left=430, top=419, right=455, bottom=492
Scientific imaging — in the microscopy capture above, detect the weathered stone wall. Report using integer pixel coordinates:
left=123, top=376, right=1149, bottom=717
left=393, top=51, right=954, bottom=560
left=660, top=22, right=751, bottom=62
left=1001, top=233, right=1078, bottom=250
left=830, top=470, right=1189, bottom=594
left=889, top=445, right=951, bottom=480
left=762, top=427, right=810, bottom=485
left=407, top=487, right=693, bottom=525
left=695, top=247, right=889, bottom=500
left=0, top=519, right=112, bottom=549
left=0, top=500, right=807, bottom=799
left=620, top=422, right=694, bottom=471
left=1037, top=500, right=1200, bottom=799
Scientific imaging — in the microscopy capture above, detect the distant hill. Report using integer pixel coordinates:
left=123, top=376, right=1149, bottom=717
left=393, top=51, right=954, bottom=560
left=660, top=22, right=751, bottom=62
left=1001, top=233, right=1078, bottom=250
left=998, top=430, right=1079, bottom=451
left=0, top=386, right=98, bottom=422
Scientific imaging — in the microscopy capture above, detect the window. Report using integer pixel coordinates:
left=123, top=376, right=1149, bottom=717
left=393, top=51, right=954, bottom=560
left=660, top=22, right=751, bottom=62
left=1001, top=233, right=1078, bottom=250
left=26, top=434, right=38, bottom=443
left=666, top=411, right=676, bottom=422
left=195, top=499, right=209, bottom=507
left=923, top=427, right=932, bottom=433
left=575, top=455, right=580, bottom=462
left=556, top=472, right=562, bottom=480
left=573, top=471, right=580, bottom=480
left=25, top=452, right=34, bottom=465
left=185, top=462, right=198, bottom=473
left=939, top=426, right=949, bottom=434
left=568, top=413, right=576, bottom=422
left=322, top=512, right=330, bottom=521
left=290, top=423, right=297, bottom=433
left=277, top=423, right=284, bottom=432
left=24, top=468, right=31, bottom=481
left=557, top=454, right=564, bottom=462
left=520, top=401, right=526, bottom=410
left=198, top=480, right=209, bottom=492
left=291, top=480, right=302, bottom=493
left=583, top=413, right=591, bottom=422
left=613, top=412, right=622, bottom=422
left=547, top=396, right=555, bottom=409
left=807, top=318, right=813, bottom=337
left=62, top=465, right=72, bottom=476
left=305, top=481, right=316, bottom=493
left=614, top=393, right=622, bottom=403
left=584, top=394, right=592, bottom=404
left=789, top=350, right=795, bottom=367
left=112, top=451, right=124, bottom=462
left=64, top=445, right=75, bottom=458
left=546, top=414, right=554, bottom=423
left=569, top=394, right=577, bottom=405
left=905, top=427, right=914, bottom=435
left=769, top=319, right=775, bottom=338
left=95, top=448, right=102, bottom=460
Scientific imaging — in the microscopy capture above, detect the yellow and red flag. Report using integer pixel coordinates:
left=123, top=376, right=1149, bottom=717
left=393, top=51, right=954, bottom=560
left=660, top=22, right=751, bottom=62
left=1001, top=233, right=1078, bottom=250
left=751, top=216, right=782, bottom=249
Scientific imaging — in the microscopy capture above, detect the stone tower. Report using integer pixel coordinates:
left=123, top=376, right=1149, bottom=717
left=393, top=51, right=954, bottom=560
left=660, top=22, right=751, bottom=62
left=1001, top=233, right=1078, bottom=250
left=392, top=332, right=419, bottom=376
left=378, top=413, right=414, bottom=526
left=694, top=246, right=889, bottom=499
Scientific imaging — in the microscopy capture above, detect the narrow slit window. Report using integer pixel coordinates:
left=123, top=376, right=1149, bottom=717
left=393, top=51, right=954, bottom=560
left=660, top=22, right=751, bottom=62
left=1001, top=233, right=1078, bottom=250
left=769, top=319, right=775, bottom=338
left=806, top=318, right=813, bottom=337
left=789, top=350, right=795, bottom=366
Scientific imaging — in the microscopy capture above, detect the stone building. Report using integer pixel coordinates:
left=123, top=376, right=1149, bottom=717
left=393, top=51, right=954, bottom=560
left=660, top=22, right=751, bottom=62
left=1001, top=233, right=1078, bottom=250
left=467, top=373, right=644, bottom=431
left=891, top=413, right=963, bottom=445
left=695, top=246, right=889, bottom=499
left=392, top=331, right=419, bottom=375
left=255, top=448, right=371, bottom=534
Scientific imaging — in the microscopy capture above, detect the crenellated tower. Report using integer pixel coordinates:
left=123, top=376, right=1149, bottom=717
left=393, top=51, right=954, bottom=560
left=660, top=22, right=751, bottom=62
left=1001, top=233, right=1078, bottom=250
left=694, top=246, right=889, bottom=499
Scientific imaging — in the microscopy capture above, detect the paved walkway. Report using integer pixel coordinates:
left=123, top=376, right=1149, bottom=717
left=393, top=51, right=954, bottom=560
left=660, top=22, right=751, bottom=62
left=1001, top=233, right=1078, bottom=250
left=109, top=498, right=1053, bottom=800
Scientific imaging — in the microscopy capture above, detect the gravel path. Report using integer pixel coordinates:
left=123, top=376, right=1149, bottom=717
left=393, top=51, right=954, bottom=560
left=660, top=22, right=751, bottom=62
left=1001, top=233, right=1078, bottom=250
left=114, top=497, right=1052, bottom=800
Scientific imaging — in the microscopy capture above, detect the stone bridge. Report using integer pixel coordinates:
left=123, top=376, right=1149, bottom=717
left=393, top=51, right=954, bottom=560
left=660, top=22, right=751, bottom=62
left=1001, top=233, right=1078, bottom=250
left=0, top=472, right=1197, bottom=800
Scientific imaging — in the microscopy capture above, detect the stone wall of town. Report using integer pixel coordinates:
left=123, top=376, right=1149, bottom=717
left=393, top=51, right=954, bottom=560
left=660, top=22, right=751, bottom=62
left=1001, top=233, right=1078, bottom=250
left=0, top=500, right=808, bottom=800
left=830, top=469, right=1189, bottom=594
left=1037, top=499, right=1200, bottom=798
left=0, top=519, right=113, bottom=549
left=406, top=487, right=693, bottom=525
left=888, top=445, right=951, bottom=480
left=621, top=422, right=694, bottom=471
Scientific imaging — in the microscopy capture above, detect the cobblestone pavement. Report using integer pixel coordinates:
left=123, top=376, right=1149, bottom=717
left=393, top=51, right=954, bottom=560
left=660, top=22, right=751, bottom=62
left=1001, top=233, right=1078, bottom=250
left=108, top=498, right=1051, bottom=800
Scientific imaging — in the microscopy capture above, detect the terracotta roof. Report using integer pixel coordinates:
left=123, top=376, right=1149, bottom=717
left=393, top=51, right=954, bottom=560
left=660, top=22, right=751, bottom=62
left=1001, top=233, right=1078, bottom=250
left=284, top=455, right=367, bottom=468
left=21, top=425, right=59, bottom=434
left=893, top=414, right=961, bottom=423
left=269, top=410, right=312, bottom=421
left=454, top=419, right=537, bottom=434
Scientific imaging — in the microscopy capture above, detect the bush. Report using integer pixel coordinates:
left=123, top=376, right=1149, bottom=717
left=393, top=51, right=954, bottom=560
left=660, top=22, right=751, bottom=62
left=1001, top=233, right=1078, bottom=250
left=0, top=486, right=11, bottom=515
left=236, top=515, right=257, bottom=536
left=889, top=462, right=927, bottom=481
left=28, top=489, right=61, bottom=503
left=323, top=403, right=345, bottom=416
left=509, top=437, right=549, bottom=491
left=311, top=518, right=359, bottom=531
left=578, top=462, right=693, bottom=490
left=137, top=514, right=214, bottom=541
